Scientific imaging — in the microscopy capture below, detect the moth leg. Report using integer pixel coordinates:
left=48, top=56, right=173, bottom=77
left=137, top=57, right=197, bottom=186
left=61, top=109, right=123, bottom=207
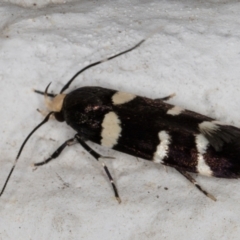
left=33, top=89, right=56, bottom=98
left=75, top=134, right=121, bottom=203
left=36, top=108, right=56, bottom=119
left=175, top=168, right=217, bottom=201
left=154, top=93, right=176, bottom=102
left=34, top=137, right=76, bottom=166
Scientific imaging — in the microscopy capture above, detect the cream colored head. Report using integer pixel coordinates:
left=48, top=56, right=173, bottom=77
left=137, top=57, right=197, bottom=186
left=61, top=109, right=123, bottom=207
left=44, top=83, right=66, bottom=112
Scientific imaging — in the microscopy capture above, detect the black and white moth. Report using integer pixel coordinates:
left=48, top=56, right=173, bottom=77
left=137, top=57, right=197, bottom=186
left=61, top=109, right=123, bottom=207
left=1, top=38, right=240, bottom=203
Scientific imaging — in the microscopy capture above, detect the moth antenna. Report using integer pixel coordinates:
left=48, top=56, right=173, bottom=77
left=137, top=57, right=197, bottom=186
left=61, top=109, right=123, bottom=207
left=60, top=39, right=146, bottom=94
left=60, top=26, right=164, bottom=94
left=0, top=111, right=54, bottom=197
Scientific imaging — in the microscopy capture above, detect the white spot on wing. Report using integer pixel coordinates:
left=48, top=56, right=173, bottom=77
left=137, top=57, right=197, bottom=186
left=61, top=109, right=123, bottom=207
left=112, top=91, right=136, bottom=105
left=101, top=112, right=122, bottom=148
left=199, top=121, right=219, bottom=135
left=167, top=106, right=184, bottom=116
left=153, top=131, right=171, bottom=163
left=195, top=134, right=213, bottom=176
left=196, top=134, right=209, bottom=154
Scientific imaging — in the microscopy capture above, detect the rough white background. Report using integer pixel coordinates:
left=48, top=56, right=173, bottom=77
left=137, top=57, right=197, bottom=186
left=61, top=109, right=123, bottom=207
left=0, top=0, right=240, bottom=239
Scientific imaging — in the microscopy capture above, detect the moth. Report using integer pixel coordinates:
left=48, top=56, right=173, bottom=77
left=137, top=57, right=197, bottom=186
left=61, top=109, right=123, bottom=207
left=1, top=38, right=240, bottom=203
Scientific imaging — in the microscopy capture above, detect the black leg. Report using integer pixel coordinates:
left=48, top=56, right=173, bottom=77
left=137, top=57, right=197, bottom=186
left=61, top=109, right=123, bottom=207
left=34, top=137, right=76, bottom=166
left=175, top=167, right=216, bottom=201
left=34, top=134, right=120, bottom=203
left=33, top=89, right=56, bottom=98
left=154, top=93, right=176, bottom=102
left=75, top=134, right=121, bottom=203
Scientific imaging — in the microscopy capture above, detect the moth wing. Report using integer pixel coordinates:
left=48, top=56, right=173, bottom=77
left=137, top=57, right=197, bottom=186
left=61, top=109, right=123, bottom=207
left=199, top=122, right=240, bottom=152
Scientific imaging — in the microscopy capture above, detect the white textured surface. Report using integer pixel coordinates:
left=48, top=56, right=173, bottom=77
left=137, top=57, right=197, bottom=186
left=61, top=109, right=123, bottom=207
left=0, top=1, right=240, bottom=239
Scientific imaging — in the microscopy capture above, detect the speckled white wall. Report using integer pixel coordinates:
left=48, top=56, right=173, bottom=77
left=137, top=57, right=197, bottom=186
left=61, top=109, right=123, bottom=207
left=0, top=1, right=240, bottom=239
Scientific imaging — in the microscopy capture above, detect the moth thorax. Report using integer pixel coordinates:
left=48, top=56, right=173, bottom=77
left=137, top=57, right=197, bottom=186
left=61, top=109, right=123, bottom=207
left=45, top=94, right=66, bottom=112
